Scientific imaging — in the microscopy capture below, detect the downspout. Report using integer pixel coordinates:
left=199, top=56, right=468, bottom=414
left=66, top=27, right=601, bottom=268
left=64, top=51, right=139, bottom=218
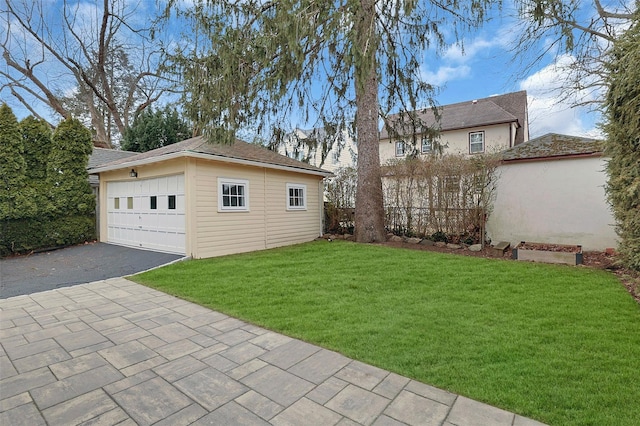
left=509, top=123, right=513, bottom=148
left=319, top=179, right=324, bottom=236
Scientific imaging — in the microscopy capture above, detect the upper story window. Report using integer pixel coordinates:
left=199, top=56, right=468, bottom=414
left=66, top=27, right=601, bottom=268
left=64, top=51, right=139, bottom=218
left=395, top=141, right=406, bottom=157
left=421, top=136, right=432, bottom=154
left=218, top=178, right=249, bottom=212
left=286, top=183, right=307, bottom=210
left=469, top=131, right=485, bottom=154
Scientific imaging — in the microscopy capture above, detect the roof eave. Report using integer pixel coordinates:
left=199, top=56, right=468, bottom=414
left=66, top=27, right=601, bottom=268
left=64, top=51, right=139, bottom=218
left=88, top=150, right=333, bottom=177
left=380, top=118, right=518, bottom=140
left=502, top=151, right=604, bottom=163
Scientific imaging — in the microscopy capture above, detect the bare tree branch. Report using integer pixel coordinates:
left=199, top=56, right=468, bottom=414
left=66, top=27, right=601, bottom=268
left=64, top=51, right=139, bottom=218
left=0, top=0, right=174, bottom=146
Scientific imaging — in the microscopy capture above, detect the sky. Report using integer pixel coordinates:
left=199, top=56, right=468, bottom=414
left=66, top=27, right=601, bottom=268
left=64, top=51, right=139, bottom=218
left=417, top=2, right=606, bottom=139
left=1, top=0, right=621, bottom=141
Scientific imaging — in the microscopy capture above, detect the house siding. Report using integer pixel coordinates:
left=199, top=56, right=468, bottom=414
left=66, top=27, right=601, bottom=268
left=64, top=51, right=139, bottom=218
left=193, top=160, right=267, bottom=258
left=192, top=160, right=324, bottom=259
left=265, top=170, right=322, bottom=248
left=98, top=155, right=325, bottom=259
left=278, top=129, right=357, bottom=173
left=380, top=123, right=513, bottom=163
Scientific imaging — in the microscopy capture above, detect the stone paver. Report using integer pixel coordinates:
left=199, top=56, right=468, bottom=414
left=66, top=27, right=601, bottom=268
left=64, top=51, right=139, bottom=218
left=0, top=278, right=548, bottom=425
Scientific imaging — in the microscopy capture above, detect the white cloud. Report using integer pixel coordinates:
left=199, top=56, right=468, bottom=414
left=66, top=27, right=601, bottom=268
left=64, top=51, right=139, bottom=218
left=519, top=55, right=603, bottom=138
left=420, top=64, right=471, bottom=86
left=442, top=37, right=502, bottom=63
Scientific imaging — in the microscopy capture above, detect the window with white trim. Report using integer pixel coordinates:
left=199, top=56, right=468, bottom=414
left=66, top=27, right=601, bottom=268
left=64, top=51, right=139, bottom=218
left=286, top=183, right=307, bottom=210
left=421, top=136, right=432, bottom=154
left=469, top=131, right=485, bottom=154
left=395, top=141, right=406, bottom=157
left=218, top=178, right=249, bottom=212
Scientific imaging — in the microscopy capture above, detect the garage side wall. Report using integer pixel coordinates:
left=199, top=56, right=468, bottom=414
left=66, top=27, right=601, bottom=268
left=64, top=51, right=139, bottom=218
left=192, top=160, right=324, bottom=259
left=264, top=170, right=323, bottom=249
left=485, top=156, right=617, bottom=251
left=193, top=160, right=266, bottom=258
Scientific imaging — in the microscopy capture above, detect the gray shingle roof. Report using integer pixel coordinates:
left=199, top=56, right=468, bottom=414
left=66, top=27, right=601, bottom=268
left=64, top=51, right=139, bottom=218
left=381, top=91, right=528, bottom=144
left=89, top=136, right=332, bottom=176
left=89, top=147, right=138, bottom=168
left=88, top=147, right=138, bottom=185
left=501, top=133, right=603, bottom=161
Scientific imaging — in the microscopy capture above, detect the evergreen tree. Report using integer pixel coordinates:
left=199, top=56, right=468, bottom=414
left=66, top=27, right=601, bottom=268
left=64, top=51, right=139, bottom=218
left=20, top=116, right=54, bottom=215
left=164, top=0, right=495, bottom=243
left=47, top=118, right=95, bottom=216
left=121, top=107, right=192, bottom=152
left=604, top=12, right=640, bottom=270
left=0, top=103, right=36, bottom=220
left=20, top=116, right=53, bottom=181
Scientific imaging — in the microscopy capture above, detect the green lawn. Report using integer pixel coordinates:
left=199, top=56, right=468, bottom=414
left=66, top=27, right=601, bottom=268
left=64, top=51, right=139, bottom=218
left=132, top=241, right=640, bottom=426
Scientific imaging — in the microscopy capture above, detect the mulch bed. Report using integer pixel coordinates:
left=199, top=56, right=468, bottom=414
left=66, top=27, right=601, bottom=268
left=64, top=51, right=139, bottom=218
left=377, top=240, right=640, bottom=304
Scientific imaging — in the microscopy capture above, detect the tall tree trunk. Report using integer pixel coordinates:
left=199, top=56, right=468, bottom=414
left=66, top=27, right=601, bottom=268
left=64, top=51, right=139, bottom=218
left=80, top=86, right=111, bottom=148
left=353, top=0, right=386, bottom=243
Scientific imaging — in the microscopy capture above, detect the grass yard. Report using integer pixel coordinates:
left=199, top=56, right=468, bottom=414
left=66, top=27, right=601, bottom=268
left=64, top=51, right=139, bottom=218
left=132, top=241, right=640, bottom=426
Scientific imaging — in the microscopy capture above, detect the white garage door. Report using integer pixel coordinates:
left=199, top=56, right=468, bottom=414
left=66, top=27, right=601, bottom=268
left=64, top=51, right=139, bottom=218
left=106, top=175, right=186, bottom=254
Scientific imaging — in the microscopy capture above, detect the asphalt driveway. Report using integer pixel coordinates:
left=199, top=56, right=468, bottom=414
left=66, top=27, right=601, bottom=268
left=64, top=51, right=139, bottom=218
left=0, top=243, right=183, bottom=299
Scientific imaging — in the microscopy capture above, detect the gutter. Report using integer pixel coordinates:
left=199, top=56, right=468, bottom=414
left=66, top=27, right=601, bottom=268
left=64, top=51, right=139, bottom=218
left=89, top=150, right=333, bottom=178
left=501, top=151, right=604, bottom=164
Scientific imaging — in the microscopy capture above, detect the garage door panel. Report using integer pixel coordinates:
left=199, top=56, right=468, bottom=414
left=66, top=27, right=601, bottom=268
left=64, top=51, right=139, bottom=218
left=107, top=174, right=186, bottom=255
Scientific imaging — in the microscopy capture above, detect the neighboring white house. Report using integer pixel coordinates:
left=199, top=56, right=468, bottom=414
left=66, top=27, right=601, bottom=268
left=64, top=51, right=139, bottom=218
left=278, top=127, right=357, bottom=173
left=486, top=133, right=617, bottom=251
left=89, top=137, right=332, bottom=258
left=379, top=91, right=529, bottom=163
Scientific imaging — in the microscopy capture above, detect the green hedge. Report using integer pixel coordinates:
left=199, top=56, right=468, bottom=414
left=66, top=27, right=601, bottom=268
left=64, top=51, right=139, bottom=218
left=1, top=215, right=96, bottom=257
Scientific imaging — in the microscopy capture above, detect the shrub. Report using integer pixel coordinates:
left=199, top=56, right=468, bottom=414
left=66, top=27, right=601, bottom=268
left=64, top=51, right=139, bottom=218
left=1, top=215, right=96, bottom=256
left=604, top=13, right=640, bottom=270
left=382, top=154, right=500, bottom=242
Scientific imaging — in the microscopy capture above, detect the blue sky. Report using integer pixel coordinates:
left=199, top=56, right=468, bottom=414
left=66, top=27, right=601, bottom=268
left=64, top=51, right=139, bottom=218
left=1, top=0, right=607, bottom=140
left=417, top=2, right=605, bottom=139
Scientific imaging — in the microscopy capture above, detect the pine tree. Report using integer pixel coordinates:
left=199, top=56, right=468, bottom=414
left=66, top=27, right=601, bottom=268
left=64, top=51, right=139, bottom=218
left=121, top=107, right=191, bottom=152
left=604, top=12, right=640, bottom=270
left=164, top=0, right=495, bottom=243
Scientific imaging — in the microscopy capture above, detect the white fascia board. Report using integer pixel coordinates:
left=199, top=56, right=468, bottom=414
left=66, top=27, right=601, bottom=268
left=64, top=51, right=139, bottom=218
left=89, top=151, right=333, bottom=178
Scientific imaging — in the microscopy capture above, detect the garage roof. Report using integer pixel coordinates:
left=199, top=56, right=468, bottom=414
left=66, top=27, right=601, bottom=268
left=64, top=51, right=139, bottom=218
left=88, top=147, right=138, bottom=186
left=89, top=136, right=333, bottom=177
left=501, top=133, right=603, bottom=162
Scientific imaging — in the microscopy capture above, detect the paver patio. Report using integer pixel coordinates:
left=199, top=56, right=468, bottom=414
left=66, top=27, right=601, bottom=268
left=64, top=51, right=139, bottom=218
left=0, top=278, right=547, bottom=425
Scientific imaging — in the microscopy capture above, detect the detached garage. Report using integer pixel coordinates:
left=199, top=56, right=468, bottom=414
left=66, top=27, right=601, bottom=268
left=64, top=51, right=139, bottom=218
left=89, top=137, right=331, bottom=258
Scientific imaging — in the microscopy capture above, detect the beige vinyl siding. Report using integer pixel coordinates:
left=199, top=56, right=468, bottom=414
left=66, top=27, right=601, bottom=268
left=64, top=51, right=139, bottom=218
left=193, top=160, right=267, bottom=258
left=99, top=156, right=325, bottom=259
left=193, top=161, right=323, bottom=258
left=264, top=170, right=323, bottom=249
